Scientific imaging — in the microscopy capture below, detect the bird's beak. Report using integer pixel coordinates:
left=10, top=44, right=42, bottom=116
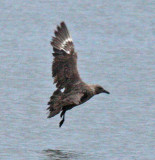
left=103, top=89, right=110, bottom=94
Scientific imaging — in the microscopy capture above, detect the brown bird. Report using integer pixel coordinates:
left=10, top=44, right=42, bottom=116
left=47, top=22, right=110, bottom=127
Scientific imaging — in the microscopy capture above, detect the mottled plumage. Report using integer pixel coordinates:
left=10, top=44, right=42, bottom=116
left=47, top=22, right=110, bottom=127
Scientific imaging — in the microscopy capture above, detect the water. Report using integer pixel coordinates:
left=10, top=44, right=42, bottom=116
left=0, top=0, right=155, bottom=159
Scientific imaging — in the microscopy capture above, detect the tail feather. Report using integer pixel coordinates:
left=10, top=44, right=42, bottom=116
left=47, top=89, right=62, bottom=118
left=47, top=107, right=62, bottom=118
left=47, top=103, right=62, bottom=118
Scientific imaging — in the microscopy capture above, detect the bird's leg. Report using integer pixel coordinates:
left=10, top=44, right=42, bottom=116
left=60, top=109, right=66, bottom=118
left=59, top=115, right=65, bottom=127
left=59, top=110, right=66, bottom=127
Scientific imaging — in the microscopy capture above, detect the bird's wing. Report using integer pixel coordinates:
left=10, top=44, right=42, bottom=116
left=51, top=22, right=81, bottom=89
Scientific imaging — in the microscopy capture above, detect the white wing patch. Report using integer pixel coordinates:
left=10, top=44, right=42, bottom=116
left=51, top=22, right=74, bottom=55
left=61, top=38, right=73, bottom=54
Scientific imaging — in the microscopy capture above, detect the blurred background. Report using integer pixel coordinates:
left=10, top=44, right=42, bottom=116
left=0, top=0, right=154, bottom=159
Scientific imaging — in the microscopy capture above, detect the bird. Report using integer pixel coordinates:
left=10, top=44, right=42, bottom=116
left=47, top=22, right=110, bottom=127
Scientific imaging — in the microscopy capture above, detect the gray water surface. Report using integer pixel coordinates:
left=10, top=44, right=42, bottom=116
left=0, top=0, right=155, bottom=159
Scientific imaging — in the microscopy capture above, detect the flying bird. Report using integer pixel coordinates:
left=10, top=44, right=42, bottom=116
left=47, top=22, right=110, bottom=127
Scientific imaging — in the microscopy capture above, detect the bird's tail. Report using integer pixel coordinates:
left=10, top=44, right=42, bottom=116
left=47, top=105, right=62, bottom=118
left=47, top=90, right=62, bottom=118
left=51, top=22, right=74, bottom=54
left=47, top=100, right=62, bottom=118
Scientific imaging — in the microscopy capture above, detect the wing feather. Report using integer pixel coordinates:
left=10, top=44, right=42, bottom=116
left=51, top=22, right=82, bottom=89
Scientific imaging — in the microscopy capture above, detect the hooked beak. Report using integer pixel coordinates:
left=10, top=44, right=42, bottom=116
left=103, top=89, right=110, bottom=94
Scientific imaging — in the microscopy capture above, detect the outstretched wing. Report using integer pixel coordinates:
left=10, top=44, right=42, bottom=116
left=51, top=22, right=81, bottom=89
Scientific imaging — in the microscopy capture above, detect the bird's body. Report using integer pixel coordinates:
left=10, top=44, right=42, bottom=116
left=47, top=22, right=110, bottom=127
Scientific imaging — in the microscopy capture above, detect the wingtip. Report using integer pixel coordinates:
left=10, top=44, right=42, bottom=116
left=51, top=21, right=73, bottom=54
left=60, top=21, right=65, bottom=26
left=50, top=41, right=54, bottom=46
left=54, top=30, right=58, bottom=36
left=57, top=25, right=61, bottom=31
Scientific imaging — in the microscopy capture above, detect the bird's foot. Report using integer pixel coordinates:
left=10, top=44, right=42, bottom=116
left=59, top=112, right=66, bottom=128
left=59, top=118, right=64, bottom=128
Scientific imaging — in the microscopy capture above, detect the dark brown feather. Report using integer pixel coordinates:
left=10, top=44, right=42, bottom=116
left=51, top=22, right=82, bottom=89
left=47, top=89, right=84, bottom=118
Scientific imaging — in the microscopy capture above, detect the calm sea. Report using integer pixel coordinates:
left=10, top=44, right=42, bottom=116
left=0, top=0, right=154, bottom=159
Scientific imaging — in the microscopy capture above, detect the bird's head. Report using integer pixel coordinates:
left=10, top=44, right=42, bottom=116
left=93, top=85, right=110, bottom=95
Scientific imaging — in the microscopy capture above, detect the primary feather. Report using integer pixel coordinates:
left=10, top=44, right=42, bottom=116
left=51, top=22, right=74, bottom=54
left=51, top=22, right=81, bottom=89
